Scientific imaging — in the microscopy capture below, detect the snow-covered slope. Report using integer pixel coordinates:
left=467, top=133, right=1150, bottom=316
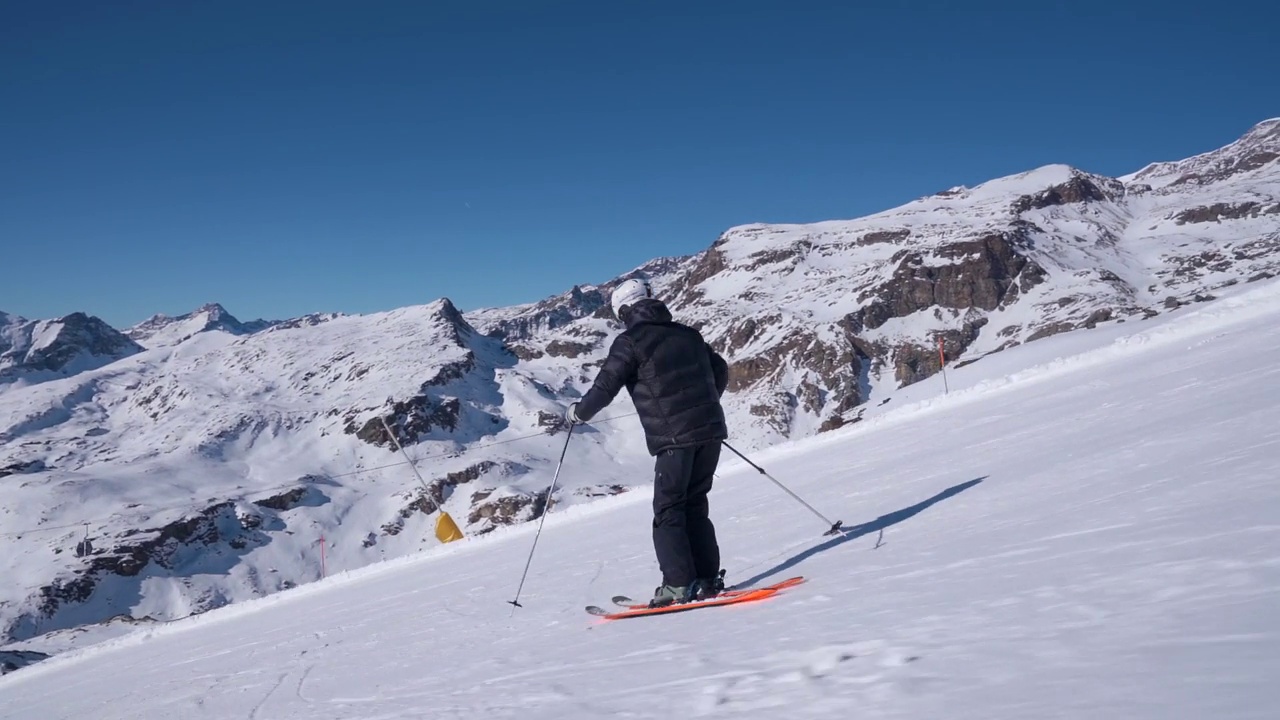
left=1, top=119, right=1277, bottom=659
left=1, top=278, right=1276, bottom=719
left=0, top=311, right=142, bottom=387
left=125, top=302, right=340, bottom=348
left=0, top=299, right=645, bottom=646
left=474, top=118, right=1280, bottom=442
left=1123, top=117, right=1280, bottom=189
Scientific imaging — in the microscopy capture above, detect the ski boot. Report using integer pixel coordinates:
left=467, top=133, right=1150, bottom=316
left=692, top=569, right=726, bottom=600
left=648, top=583, right=695, bottom=608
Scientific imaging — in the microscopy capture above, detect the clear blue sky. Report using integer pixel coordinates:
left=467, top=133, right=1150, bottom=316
left=2, top=1, right=1276, bottom=327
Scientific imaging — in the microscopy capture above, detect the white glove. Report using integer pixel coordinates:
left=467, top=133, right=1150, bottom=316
left=565, top=402, right=583, bottom=425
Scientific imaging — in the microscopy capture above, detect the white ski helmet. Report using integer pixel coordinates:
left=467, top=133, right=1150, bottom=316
left=610, top=277, right=654, bottom=320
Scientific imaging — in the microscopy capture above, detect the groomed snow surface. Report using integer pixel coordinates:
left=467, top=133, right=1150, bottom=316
left=2, top=282, right=1279, bottom=719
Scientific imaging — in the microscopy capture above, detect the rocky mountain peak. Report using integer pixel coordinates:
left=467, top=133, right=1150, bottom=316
left=432, top=297, right=468, bottom=330
left=194, top=302, right=232, bottom=322
left=1235, top=117, right=1280, bottom=147
left=127, top=303, right=273, bottom=348
left=1011, top=169, right=1124, bottom=213
left=415, top=298, right=479, bottom=351
left=1123, top=118, right=1280, bottom=189
left=0, top=312, right=142, bottom=384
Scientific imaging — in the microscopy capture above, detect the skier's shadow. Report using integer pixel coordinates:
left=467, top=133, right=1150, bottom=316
left=731, top=476, right=987, bottom=590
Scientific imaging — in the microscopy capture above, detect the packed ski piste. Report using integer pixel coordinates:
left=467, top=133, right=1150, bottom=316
left=3, top=279, right=1279, bottom=718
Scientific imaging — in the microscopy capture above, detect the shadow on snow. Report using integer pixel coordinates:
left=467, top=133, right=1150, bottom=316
left=731, top=476, right=987, bottom=590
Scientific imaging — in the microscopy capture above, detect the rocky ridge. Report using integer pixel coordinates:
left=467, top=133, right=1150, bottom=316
left=1, top=119, right=1277, bottom=657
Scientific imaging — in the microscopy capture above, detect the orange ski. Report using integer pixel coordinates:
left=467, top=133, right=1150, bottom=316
left=610, top=575, right=806, bottom=610
left=587, top=576, right=804, bottom=620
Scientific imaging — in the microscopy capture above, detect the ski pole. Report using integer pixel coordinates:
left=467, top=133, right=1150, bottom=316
left=722, top=441, right=843, bottom=536
left=508, top=423, right=576, bottom=610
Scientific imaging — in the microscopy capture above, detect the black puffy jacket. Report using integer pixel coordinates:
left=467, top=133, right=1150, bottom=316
left=575, top=299, right=729, bottom=455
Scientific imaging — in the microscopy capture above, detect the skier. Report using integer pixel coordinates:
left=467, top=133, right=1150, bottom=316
left=565, top=277, right=731, bottom=607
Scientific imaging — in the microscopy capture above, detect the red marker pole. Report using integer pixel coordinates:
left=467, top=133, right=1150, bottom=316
left=938, top=337, right=950, bottom=394
left=319, top=534, right=327, bottom=579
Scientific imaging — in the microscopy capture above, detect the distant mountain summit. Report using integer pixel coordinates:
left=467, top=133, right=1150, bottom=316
left=126, top=303, right=344, bottom=348
left=126, top=303, right=274, bottom=348
left=0, top=311, right=142, bottom=385
left=1123, top=117, right=1280, bottom=189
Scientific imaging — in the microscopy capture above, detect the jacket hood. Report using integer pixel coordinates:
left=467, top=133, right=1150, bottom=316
left=625, top=298, right=673, bottom=328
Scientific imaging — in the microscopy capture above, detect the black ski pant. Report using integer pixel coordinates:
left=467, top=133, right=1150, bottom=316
left=652, top=441, right=721, bottom=587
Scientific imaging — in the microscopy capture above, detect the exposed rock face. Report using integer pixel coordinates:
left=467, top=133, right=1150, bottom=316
left=1174, top=202, right=1280, bottom=225
left=470, top=120, right=1280, bottom=441
left=267, top=312, right=343, bottom=332
left=545, top=340, right=595, bottom=358
left=342, top=298, right=510, bottom=450
left=892, top=318, right=987, bottom=387
left=351, top=395, right=465, bottom=447
left=0, top=312, right=143, bottom=384
left=1011, top=173, right=1121, bottom=213
left=466, top=488, right=547, bottom=531
left=4, top=118, right=1279, bottom=654
left=508, top=344, right=545, bottom=361
left=1126, top=118, right=1280, bottom=188
left=662, top=222, right=1056, bottom=434
left=0, top=459, right=45, bottom=478
left=574, top=484, right=628, bottom=498
left=253, top=481, right=327, bottom=511
left=380, top=460, right=529, bottom=537
left=463, top=482, right=630, bottom=533
left=860, top=229, right=911, bottom=245
left=1, top=650, right=49, bottom=675
left=666, top=244, right=728, bottom=308
left=537, top=411, right=569, bottom=434
left=848, top=233, right=1042, bottom=332
left=480, top=286, right=609, bottom=343
left=14, top=496, right=301, bottom=643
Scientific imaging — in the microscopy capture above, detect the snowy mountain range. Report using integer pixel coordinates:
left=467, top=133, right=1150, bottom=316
left=1, top=118, right=1277, bottom=664
left=3, top=254, right=1277, bottom=717
left=125, top=303, right=342, bottom=349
